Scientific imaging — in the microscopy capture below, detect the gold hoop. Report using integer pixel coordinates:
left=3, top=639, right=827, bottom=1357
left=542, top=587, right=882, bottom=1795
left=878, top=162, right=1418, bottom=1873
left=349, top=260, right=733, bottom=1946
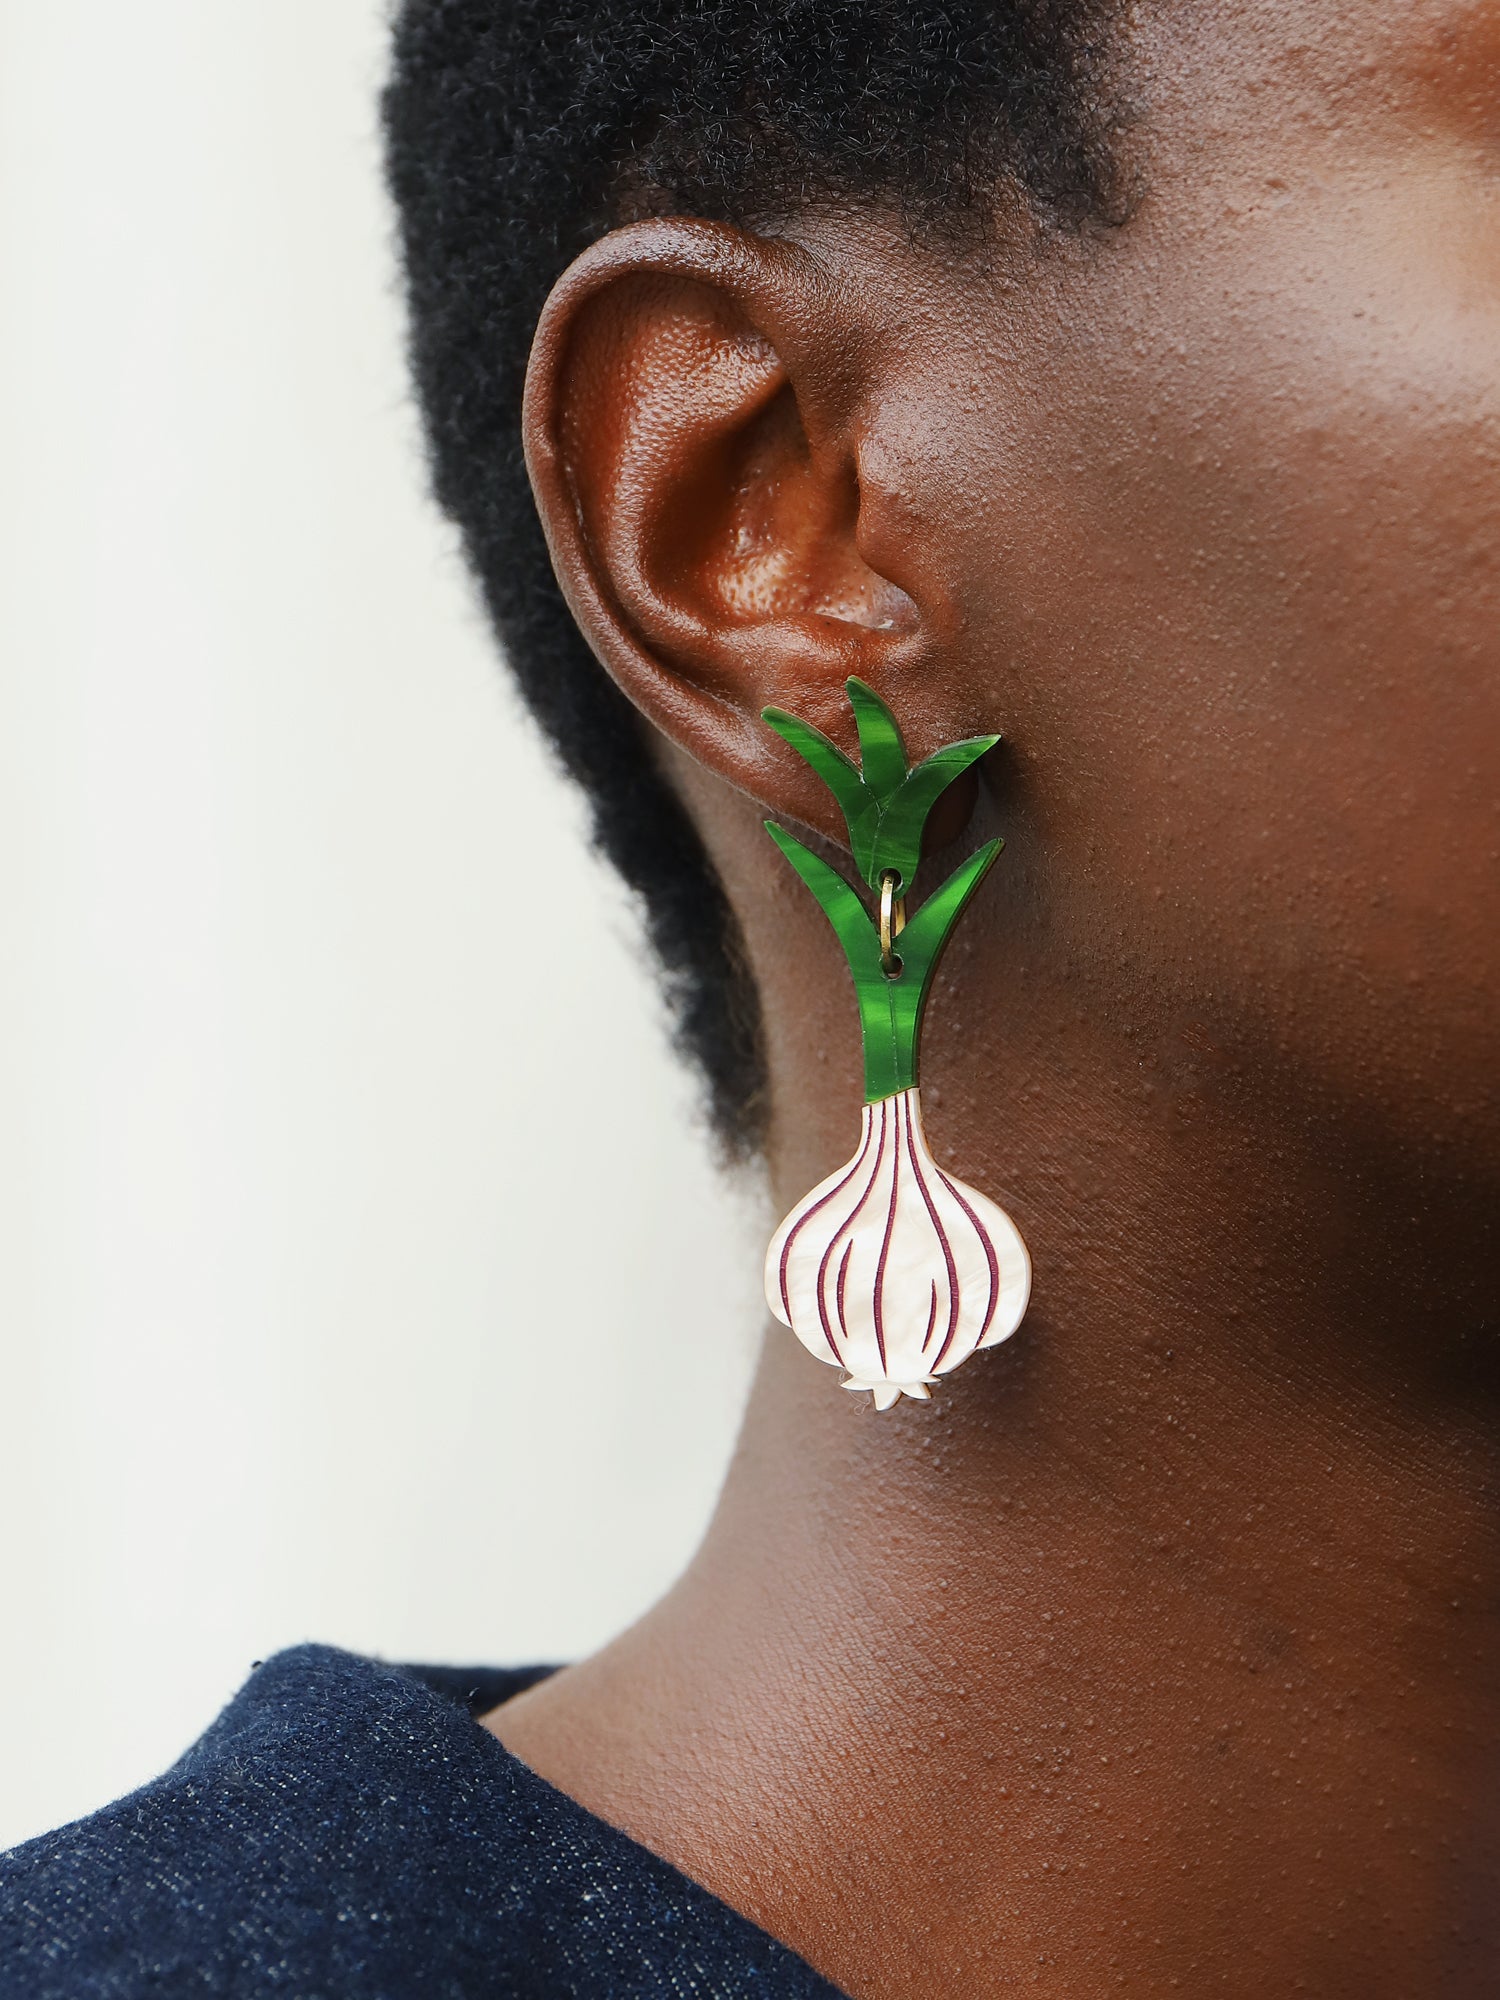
left=879, top=871, right=907, bottom=976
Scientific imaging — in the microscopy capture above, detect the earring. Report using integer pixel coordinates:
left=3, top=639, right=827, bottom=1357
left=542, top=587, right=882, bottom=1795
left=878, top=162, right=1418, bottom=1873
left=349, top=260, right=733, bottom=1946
left=761, top=678, right=1030, bottom=1410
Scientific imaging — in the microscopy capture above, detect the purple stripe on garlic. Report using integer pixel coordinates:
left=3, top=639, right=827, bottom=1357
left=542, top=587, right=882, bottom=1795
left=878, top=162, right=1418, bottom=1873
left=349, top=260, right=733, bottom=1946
left=766, top=1088, right=1030, bottom=1410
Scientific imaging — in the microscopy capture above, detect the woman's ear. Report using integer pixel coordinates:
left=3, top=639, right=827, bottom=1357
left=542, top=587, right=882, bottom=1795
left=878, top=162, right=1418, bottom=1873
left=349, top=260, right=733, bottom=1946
left=523, top=218, right=961, bottom=846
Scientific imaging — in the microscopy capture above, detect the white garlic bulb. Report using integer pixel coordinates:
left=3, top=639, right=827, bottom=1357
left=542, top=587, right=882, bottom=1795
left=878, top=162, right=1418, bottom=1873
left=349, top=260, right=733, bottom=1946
left=765, top=1086, right=1030, bottom=1409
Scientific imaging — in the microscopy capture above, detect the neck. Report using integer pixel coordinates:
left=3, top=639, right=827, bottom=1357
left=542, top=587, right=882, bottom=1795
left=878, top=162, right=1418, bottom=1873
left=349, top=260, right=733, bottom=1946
left=490, top=969, right=1500, bottom=1997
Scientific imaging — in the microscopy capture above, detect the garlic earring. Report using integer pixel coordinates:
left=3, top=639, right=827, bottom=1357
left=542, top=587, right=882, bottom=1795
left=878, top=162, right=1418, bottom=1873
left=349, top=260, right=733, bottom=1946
left=761, top=679, right=1030, bottom=1410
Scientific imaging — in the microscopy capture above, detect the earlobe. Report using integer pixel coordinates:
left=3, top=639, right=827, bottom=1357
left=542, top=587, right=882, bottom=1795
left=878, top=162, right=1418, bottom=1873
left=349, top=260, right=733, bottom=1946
left=522, top=218, right=933, bottom=845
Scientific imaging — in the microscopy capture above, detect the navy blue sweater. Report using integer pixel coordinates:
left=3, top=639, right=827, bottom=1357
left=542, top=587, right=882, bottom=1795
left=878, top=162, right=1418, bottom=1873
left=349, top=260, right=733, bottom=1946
left=0, top=1645, right=845, bottom=1998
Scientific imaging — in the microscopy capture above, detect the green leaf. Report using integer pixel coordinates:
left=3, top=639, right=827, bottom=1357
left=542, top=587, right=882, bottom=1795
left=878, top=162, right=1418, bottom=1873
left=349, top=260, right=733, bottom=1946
left=869, top=735, right=1000, bottom=891
left=763, top=821, right=883, bottom=982
left=844, top=677, right=909, bottom=803
left=764, top=686, right=999, bottom=897
left=762, top=705, right=882, bottom=881
left=893, top=838, right=1003, bottom=978
left=762, top=707, right=865, bottom=817
left=764, top=822, right=1004, bottom=1101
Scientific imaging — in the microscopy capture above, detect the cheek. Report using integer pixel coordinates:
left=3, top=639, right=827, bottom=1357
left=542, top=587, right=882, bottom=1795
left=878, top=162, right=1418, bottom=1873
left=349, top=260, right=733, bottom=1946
left=966, top=178, right=1500, bottom=1132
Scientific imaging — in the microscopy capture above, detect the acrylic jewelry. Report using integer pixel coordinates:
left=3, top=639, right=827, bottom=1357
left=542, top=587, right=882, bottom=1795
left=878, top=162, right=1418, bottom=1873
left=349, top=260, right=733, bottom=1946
left=761, top=678, right=1030, bottom=1409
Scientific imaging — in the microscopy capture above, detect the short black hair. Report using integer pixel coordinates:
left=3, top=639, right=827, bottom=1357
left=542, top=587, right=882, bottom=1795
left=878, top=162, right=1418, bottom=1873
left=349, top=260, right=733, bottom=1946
left=383, top=0, right=1125, bottom=1154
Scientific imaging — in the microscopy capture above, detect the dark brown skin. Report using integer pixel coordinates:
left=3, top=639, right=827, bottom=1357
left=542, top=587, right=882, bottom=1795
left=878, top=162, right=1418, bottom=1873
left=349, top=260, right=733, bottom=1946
left=487, top=4, right=1500, bottom=1993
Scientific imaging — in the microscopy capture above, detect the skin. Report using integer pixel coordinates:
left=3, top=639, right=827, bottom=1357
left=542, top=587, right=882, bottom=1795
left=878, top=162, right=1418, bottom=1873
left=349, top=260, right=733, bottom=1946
left=487, top=3, right=1500, bottom=1993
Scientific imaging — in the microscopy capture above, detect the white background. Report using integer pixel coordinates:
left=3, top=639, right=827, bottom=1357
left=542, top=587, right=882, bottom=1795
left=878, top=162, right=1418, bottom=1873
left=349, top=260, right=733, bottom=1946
left=0, top=1, right=760, bottom=1849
